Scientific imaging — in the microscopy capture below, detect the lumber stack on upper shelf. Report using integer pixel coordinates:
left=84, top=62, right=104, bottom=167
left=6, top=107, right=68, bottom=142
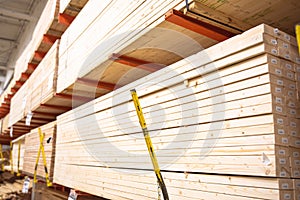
left=12, top=0, right=67, bottom=83
left=9, top=81, right=28, bottom=128
left=8, top=40, right=74, bottom=130
left=26, top=40, right=60, bottom=113
left=0, top=0, right=87, bottom=130
left=0, top=80, right=15, bottom=118
left=0, top=0, right=62, bottom=123
left=22, top=121, right=56, bottom=181
left=5, top=0, right=225, bottom=135
left=53, top=23, right=300, bottom=199
left=56, top=0, right=220, bottom=97
left=1, top=114, right=9, bottom=135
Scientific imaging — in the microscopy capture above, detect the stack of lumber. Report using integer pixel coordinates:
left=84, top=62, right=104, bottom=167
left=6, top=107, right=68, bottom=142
left=56, top=0, right=210, bottom=94
left=0, top=80, right=15, bottom=119
left=27, top=40, right=60, bottom=112
left=22, top=121, right=56, bottom=181
left=9, top=81, right=28, bottom=127
left=53, top=23, right=300, bottom=199
left=0, top=114, right=17, bottom=144
left=2, top=114, right=9, bottom=134
left=2, top=113, right=30, bottom=140
left=8, top=40, right=60, bottom=128
left=13, top=0, right=62, bottom=82
left=11, top=136, right=25, bottom=173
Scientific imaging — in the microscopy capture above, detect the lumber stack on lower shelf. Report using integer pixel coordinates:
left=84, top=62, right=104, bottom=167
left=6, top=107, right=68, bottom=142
left=11, top=136, right=25, bottom=174
left=54, top=166, right=295, bottom=200
left=22, top=121, right=56, bottom=181
left=52, top=23, right=300, bottom=199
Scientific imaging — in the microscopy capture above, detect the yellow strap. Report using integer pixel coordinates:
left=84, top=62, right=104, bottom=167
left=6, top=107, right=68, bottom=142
left=0, top=144, right=5, bottom=171
left=296, top=24, right=300, bottom=55
left=10, top=141, right=13, bottom=174
left=16, top=140, right=21, bottom=176
left=34, top=128, right=52, bottom=187
left=130, top=89, right=169, bottom=200
left=131, top=90, right=147, bottom=129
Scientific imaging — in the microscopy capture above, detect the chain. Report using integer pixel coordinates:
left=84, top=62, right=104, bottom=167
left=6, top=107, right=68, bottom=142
left=157, top=181, right=161, bottom=200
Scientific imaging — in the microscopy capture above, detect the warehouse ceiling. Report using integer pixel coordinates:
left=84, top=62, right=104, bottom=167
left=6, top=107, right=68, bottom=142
left=0, top=0, right=47, bottom=93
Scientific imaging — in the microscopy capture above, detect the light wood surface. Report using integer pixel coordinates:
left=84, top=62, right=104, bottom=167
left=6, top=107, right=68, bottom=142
left=53, top=24, right=300, bottom=199
left=22, top=121, right=56, bottom=181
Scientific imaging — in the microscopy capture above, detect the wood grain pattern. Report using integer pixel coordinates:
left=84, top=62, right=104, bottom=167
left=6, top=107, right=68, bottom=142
left=53, top=24, right=300, bottom=199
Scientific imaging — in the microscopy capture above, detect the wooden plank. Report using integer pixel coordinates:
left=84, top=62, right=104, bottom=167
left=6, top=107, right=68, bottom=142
left=0, top=80, right=14, bottom=117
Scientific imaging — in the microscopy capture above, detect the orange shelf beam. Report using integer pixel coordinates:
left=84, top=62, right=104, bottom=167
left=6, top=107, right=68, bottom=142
left=58, top=13, right=75, bottom=26
left=42, top=34, right=60, bottom=45
left=165, top=9, right=235, bottom=42
left=76, top=78, right=117, bottom=91
left=110, top=53, right=165, bottom=72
